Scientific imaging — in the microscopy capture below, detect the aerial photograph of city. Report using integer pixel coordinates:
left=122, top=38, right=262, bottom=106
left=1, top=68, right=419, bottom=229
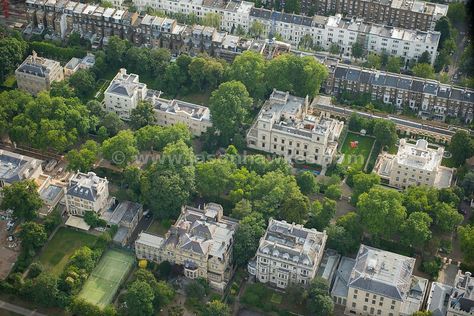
left=0, top=0, right=473, bottom=314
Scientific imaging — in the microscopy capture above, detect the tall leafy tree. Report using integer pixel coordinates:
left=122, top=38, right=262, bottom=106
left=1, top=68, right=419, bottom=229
left=202, top=13, right=221, bottom=29
left=403, top=186, right=437, bottom=214
left=105, top=36, right=129, bottom=65
left=306, top=277, right=334, bottom=316
left=101, top=130, right=139, bottom=167
left=296, top=171, right=319, bottom=195
left=249, top=20, right=265, bottom=39
left=1, top=180, right=43, bottom=220
left=386, top=56, right=402, bottom=73
left=351, top=172, right=380, bottom=204
left=125, top=280, right=155, bottom=316
left=401, top=212, right=432, bottom=248
left=130, top=101, right=157, bottom=130
left=412, top=63, right=435, bottom=79
left=458, top=225, right=474, bottom=266
left=68, top=69, right=96, bottom=100
left=0, top=36, right=28, bottom=81
left=306, top=198, right=336, bottom=230
left=228, top=51, right=267, bottom=99
left=265, top=54, right=328, bottom=98
left=196, top=158, right=236, bottom=199
left=233, top=213, right=266, bottom=267
left=141, top=141, right=195, bottom=219
left=357, top=187, right=407, bottom=239
left=204, top=301, right=231, bottom=316
left=66, top=140, right=100, bottom=172
left=209, top=81, right=253, bottom=145
left=19, top=222, right=48, bottom=251
left=432, top=202, right=463, bottom=232
left=449, top=130, right=474, bottom=166
left=351, top=41, right=364, bottom=60
left=373, top=119, right=398, bottom=147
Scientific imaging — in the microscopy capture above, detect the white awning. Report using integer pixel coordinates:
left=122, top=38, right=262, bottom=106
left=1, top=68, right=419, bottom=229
left=65, top=215, right=91, bottom=231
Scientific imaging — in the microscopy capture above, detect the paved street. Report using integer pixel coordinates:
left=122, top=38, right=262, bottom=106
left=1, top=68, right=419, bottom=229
left=0, top=300, right=46, bottom=316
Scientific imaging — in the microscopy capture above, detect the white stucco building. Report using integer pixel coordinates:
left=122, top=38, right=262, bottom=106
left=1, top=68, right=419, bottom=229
left=104, top=68, right=148, bottom=120
left=65, top=171, right=111, bottom=217
left=247, top=90, right=344, bottom=167
left=248, top=10, right=440, bottom=65
left=345, top=245, right=428, bottom=316
left=153, top=97, right=212, bottom=136
left=247, top=218, right=327, bottom=289
left=374, top=138, right=454, bottom=189
left=104, top=69, right=212, bottom=135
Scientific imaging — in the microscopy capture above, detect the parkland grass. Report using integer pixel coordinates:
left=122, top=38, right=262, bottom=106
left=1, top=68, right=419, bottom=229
left=38, top=227, right=98, bottom=276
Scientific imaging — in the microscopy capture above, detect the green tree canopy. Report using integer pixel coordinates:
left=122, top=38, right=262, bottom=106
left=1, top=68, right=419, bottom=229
left=66, top=140, right=100, bottom=172
left=227, top=51, right=267, bottom=99
left=351, top=41, right=364, bottom=59
left=449, top=130, right=474, bottom=167
left=432, top=202, right=463, bottom=232
left=209, top=80, right=253, bottom=145
left=204, top=301, right=231, bottom=316
left=130, top=101, right=157, bottom=130
left=102, top=130, right=138, bottom=167
left=306, top=198, right=336, bottom=230
left=196, top=158, right=237, bottom=199
left=19, top=222, right=47, bottom=251
left=412, top=63, right=435, bottom=79
left=248, top=20, right=265, bottom=39
left=126, top=280, right=155, bottom=316
left=265, top=54, right=328, bottom=98
left=1, top=180, right=43, bottom=221
left=458, top=225, right=474, bottom=266
left=386, top=56, right=402, bottom=73
left=373, top=119, right=398, bottom=147
left=296, top=171, right=319, bottom=195
left=202, top=12, right=221, bottom=29
left=401, top=212, right=432, bottom=248
left=233, top=213, right=266, bottom=267
left=351, top=172, right=381, bottom=204
left=69, top=69, right=96, bottom=100
left=357, top=187, right=406, bottom=239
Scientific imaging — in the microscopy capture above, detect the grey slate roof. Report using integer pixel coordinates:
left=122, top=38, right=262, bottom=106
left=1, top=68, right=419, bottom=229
left=348, top=245, right=415, bottom=301
left=0, top=150, right=42, bottom=185
left=67, top=172, right=107, bottom=202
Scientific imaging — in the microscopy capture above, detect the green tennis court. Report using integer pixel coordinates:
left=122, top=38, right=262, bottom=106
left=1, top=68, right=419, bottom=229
left=78, top=249, right=135, bottom=308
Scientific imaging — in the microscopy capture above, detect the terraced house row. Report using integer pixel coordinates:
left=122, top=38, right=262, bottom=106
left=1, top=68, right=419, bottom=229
left=261, top=0, right=447, bottom=31
left=24, top=0, right=290, bottom=61
left=249, top=8, right=440, bottom=64
left=132, top=0, right=447, bottom=32
left=132, top=0, right=442, bottom=64
left=324, top=62, right=474, bottom=123
left=25, top=0, right=443, bottom=66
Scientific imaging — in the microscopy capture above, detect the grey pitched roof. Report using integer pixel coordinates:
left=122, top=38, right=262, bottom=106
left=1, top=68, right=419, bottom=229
left=66, top=172, right=107, bottom=202
left=17, top=63, right=47, bottom=77
left=0, top=151, right=42, bottom=185
left=67, top=183, right=97, bottom=201
left=349, top=245, right=415, bottom=301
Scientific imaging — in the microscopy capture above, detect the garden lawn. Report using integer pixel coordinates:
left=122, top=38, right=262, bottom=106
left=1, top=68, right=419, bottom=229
left=339, top=132, right=375, bottom=171
left=38, top=227, right=98, bottom=276
left=146, top=219, right=172, bottom=236
left=241, top=283, right=304, bottom=315
left=176, top=91, right=211, bottom=105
